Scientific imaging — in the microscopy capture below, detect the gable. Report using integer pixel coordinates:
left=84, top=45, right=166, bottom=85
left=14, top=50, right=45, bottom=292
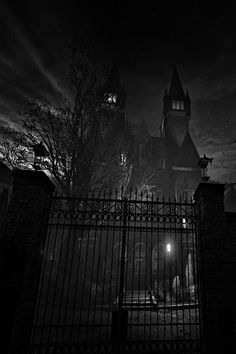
left=172, top=132, right=200, bottom=168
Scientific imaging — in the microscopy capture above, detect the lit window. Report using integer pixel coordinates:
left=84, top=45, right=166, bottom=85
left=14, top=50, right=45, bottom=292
left=105, top=93, right=117, bottom=104
left=172, top=100, right=184, bottom=111
left=120, top=152, right=127, bottom=166
left=166, top=243, right=171, bottom=253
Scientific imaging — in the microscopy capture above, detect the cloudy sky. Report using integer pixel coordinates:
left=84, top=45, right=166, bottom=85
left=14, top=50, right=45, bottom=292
left=0, top=0, right=236, bottom=182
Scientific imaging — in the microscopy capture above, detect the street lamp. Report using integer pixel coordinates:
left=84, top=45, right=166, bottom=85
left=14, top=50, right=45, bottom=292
left=32, top=142, right=48, bottom=171
left=198, top=154, right=213, bottom=182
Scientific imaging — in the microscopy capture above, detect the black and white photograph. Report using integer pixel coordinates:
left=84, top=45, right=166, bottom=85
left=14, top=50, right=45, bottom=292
left=0, top=1, right=236, bottom=353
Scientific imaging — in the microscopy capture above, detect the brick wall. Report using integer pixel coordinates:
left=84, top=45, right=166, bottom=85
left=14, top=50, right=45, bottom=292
left=0, top=169, right=54, bottom=354
left=225, top=211, right=236, bottom=349
left=194, top=182, right=234, bottom=354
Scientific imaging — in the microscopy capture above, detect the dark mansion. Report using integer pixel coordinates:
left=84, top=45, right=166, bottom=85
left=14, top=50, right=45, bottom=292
left=100, top=67, right=201, bottom=200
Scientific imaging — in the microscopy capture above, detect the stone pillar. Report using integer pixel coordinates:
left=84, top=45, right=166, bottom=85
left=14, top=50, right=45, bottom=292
left=0, top=169, right=54, bottom=354
left=194, top=182, right=233, bottom=354
left=225, top=212, right=236, bottom=350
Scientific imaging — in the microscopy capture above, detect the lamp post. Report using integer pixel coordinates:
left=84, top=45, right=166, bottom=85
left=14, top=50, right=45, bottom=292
left=198, top=154, right=213, bottom=182
left=32, top=142, right=48, bottom=171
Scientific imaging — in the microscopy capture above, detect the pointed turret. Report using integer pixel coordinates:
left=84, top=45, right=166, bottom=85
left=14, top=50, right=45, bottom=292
left=102, top=64, right=126, bottom=111
left=168, top=67, right=185, bottom=100
left=161, top=68, right=191, bottom=147
left=100, top=64, right=127, bottom=138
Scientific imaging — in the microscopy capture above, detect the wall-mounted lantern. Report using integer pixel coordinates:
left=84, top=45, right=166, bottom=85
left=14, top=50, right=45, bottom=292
left=198, top=154, right=213, bottom=182
left=32, top=142, right=49, bottom=171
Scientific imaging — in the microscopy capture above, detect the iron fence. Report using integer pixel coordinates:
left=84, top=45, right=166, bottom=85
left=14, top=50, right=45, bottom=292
left=28, top=193, right=201, bottom=353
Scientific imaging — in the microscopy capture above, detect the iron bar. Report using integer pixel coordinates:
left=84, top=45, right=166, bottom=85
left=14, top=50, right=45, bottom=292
left=28, top=193, right=201, bottom=353
left=118, top=197, right=128, bottom=310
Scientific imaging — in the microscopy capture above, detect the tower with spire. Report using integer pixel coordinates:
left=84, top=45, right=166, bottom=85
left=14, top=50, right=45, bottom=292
left=161, top=68, right=191, bottom=147
left=127, top=68, right=201, bottom=199
left=99, top=66, right=201, bottom=200
left=102, top=65, right=126, bottom=112
left=100, top=65, right=127, bottom=139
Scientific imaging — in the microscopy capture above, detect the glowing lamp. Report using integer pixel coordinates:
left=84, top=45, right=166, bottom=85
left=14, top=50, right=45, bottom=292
left=198, top=154, right=213, bottom=182
left=166, top=243, right=171, bottom=253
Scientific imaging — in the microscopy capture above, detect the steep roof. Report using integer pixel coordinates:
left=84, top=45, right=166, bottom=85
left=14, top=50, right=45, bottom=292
left=172, top=132, right=200, bottom=168
left=169, top=68, right=186, bottom=100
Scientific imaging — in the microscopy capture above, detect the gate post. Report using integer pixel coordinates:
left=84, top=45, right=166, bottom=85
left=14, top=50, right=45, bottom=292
left=0, top=169, right=54, bottom=354
left=194, top=182, right=233, bottom=354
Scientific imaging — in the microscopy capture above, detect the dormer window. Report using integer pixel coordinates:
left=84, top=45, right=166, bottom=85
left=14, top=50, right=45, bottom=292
left=104, top=93, right=117, bottom=104
left=172, top=100, right=184, bottom=110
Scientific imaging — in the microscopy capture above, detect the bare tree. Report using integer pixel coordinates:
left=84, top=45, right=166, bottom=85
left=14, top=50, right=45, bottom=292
left=0, top=47, right=132, bottom=196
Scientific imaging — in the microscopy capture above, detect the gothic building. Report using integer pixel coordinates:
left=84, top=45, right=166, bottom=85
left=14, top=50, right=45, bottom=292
left=101, top=67, right=201, bottom=199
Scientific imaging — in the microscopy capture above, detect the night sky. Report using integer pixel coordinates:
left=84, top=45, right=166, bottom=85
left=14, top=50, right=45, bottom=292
left=1, top=0, right=236, bottom=182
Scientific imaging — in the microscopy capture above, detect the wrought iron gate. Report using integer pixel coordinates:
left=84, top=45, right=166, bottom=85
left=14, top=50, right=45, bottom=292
left=28, top=193, right=201, bottom=353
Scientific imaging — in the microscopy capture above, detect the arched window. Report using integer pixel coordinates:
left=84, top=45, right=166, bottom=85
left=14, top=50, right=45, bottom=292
left=134, top=243, right=146, bottom=273
left=113, top=242, right=127, bottom=264
left=152, top=246, right=159, bottom=273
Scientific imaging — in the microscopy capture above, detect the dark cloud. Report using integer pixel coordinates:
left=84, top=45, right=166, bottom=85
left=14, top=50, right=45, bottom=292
left=0, top=0, right=236, bottom=182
